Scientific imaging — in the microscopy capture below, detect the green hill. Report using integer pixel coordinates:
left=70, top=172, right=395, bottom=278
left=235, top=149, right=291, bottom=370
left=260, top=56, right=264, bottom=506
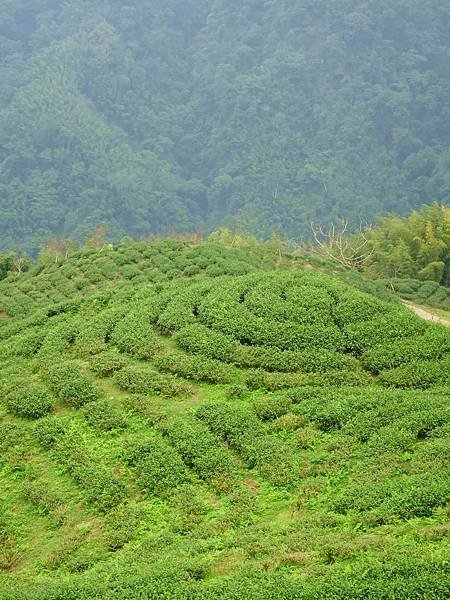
left=2, top=1, right=450, bottom=251
left=0, top=240, right=449, bottom=599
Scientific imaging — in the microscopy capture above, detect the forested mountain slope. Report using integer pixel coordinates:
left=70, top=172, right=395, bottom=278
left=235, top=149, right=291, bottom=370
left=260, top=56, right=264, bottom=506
left=1, top=1, right=450, bottom=251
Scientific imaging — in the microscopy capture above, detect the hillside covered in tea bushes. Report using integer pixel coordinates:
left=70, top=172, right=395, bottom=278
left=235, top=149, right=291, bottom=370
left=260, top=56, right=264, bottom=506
left=2, top=1, right=450, bottom=251
left=0, top=239, right=449, bottom=599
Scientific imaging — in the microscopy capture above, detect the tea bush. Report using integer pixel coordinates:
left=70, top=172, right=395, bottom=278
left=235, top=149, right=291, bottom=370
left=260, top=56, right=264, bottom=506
left=114, top=365, right=192, bottom=397
left=124, top=436, right=190, bottom=497
left=379, top=358, right=450, bottom=389
left=175, top=323, right=238, bottom=362
left=5, top=384, right=53, bottom=419
left=154, top=352, right=233, bottom=384
left=81, top=399, right=127, bottom=431
left=197, top=402, right=297, bottom=486
left=252, top=396, right=293, bottom=421
left=159, top=417, right=237, bottom=489
left=89, top=352, right=129, bottom=377
left=111, top=311, right=163, bottom=358
left=362, top=327, right=450, bottom=373
left=35, top=425, right=125, bottom=512
left=45, top=362, right=100, bottom=407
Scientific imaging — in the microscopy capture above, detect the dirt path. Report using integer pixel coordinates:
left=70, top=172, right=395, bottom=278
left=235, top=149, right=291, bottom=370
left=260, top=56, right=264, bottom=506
left=402, top=300, right=450, bottom=327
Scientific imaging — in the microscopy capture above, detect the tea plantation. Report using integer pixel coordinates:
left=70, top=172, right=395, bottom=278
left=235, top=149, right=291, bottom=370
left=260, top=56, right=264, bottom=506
left=0, top=240, right=449, bottom=599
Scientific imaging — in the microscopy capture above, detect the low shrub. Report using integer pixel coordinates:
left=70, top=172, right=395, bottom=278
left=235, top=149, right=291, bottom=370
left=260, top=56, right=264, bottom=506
left=114, top=365, right=192, bottom=397
left=81, top=399, right=127, bottom=431
left=225, top=384, right=248, bottom=400
left=361, top=327, right=450, bottom=373
left=253, top=396, right=293, bottom=421
left=111, top=310, right=163, bottom=358
left=154, top=352, right=233, bottom=384
left=175, top=323, right=238, bottom=362
left=379, top=358, right=450, bottom=389
left=197, top=402, right=297, bottom=487
left=159, top=417, right=237, bottom=491
left=37, top=426, right=125, bottom=513
left=5, top=384, right=54, bottom=419
left=45, top=362, right=100, bottom=407
left=124, top=436, right=190, bottom=497
left=89, top=352, right=129, bottom=377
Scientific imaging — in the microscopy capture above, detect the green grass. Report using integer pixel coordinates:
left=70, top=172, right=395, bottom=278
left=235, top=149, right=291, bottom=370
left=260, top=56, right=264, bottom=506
left=0, top=240, right=449, bottom=599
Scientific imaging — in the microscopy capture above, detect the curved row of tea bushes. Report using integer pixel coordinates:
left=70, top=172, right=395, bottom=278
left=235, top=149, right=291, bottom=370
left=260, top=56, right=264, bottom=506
left=154, top=352, right=234, bottom=384
left=158, top=416, right=238, bottom=491
left=362, top=326, right=450, bottom=373
left=379, top=357, right=450, bottom=389
left=89, top=352, right=129, bottom=377
left=35, top=418, right=126, bottom=512
left=44, top=362, right=100, bottom=407
left=4, top=383, right=54, bottom=419
left=175, top=323, right=356, bottom=374
left=114, top=365, right=192, bottom=397
left=196, top=402, right=297, bottom=487
left=124, top=435, right=191, bottom=497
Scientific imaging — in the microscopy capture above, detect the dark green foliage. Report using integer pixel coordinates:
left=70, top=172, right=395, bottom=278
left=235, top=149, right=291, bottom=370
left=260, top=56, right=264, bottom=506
left=362, top=326, right=450, bottom=373
left=5, top=384, right=53, bottom=419
left=379, top=358, right=450, bottom=389
left=159, top=417, right=237, bottom=490
left=154, top=352, right=233, bottom=384
left=45, top=362, right=100, bottom=407
left=197, top=402, right=297, bottom=486
left=89, top=352, right=129, bottom=377
left=81, top=400, right=126, bottom=432
left=2, top=3, right=450, bottom=252
left=124, top=436, right=190, bottom=497
left=114, top=366, right=192, bottom=397
left=253, top=397, right=293, bottom=421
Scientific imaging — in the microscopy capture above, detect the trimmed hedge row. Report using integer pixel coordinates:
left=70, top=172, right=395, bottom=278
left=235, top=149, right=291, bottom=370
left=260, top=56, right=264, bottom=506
left=379, top=357, right=450, bottom=389
left=158, top=416, right=237, bottom=490
left=5, top=383, right=54, bottom=419
left=44, top=362, right=100, bottom=407
left=124, top=435, right=190, bottom=497
left=154, top=352, right=234, bottom=384
left=89, top=351, right=129, bottom=377
left=35, top=419, right=125, bottom=512
left=362, top=327, right=450, bottom=373
left=111, top=309, right=163, bottom=358
left=196, top=402, right=297, bottom=486
left=114, top=365, right=192, bottom=397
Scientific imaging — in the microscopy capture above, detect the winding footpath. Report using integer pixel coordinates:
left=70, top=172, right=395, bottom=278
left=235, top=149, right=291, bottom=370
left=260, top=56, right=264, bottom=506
left=402, top=300, right=450, bottom=327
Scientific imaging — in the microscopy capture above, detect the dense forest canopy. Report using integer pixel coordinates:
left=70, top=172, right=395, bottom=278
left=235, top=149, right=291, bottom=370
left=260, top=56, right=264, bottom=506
left=1, top=0, right=450, bottom=251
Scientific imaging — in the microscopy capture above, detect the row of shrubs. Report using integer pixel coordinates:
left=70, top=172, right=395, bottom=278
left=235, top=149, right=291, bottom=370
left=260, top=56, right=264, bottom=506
left=175, top=323, right=356, bottom=373
left=114, top=365, right=192, bottom=397
left=5, top=383, right=54, bottom=419
left=158, top=416, right=237, bottom=491
left=362, top=326, right=450, bottom=373
left=196, top=402, right=297, bottom=487
left=379, top=357, right=450, bottom=389
left=124, top=435, right=191, bottom=497
left=154, top=352, right=234, bottom=384
left=3, top=559, right=450, bottom=599
left=44, top=362, right=100, bottom=407
left=35, top=418, right=126, bottom=512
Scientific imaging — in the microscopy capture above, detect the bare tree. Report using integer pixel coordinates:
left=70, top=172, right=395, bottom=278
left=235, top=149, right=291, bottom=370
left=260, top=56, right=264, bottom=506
left=310, top=220, right=374, bottom=269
